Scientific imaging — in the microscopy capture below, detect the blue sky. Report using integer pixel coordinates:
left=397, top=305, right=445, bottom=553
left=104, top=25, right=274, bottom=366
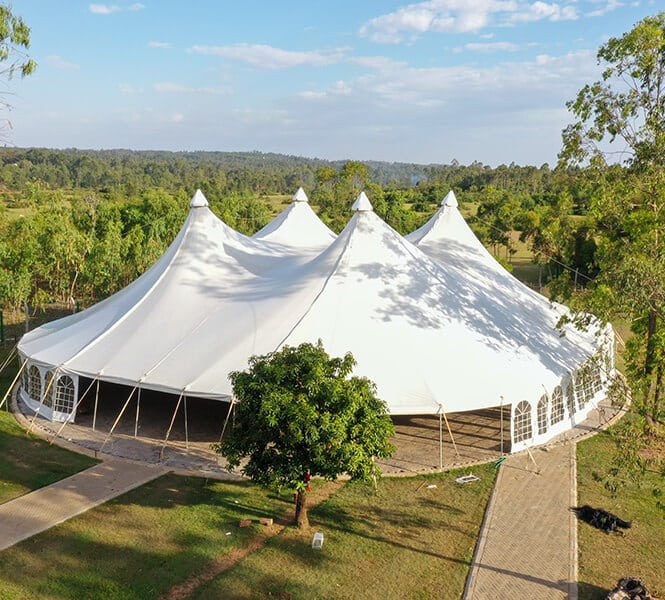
left=2, top=0, right=660, bottom=166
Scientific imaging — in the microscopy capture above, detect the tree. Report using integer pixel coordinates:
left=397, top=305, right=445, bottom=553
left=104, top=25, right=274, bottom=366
left=1, top=4, right=36, bottom=137
left=216, top=341, right=395, bottom=528
left=559, top=13, right=665, bottom=435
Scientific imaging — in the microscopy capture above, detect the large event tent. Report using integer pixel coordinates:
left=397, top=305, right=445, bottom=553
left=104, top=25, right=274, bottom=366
left=253, top=187, right=336, bottom=249
left=17, top=189, right=614, bottom=451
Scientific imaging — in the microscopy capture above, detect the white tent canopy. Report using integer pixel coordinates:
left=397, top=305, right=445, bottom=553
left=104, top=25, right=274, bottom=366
left=253, top=187, right=336, bottom=250
left=18, top=189, right=613, bottom=450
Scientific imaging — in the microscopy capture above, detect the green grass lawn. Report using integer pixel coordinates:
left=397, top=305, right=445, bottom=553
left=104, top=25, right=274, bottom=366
left=0, top=410, right=98, bottom=505
left=0, top=466, right=495, bottom=600
left=193, top=464, right=496, bottom=600
left=576, top=430, right=665, bottom=600
left=0, top=355, right=98, bottom=504
left=0, top=474, right=297, bottom=600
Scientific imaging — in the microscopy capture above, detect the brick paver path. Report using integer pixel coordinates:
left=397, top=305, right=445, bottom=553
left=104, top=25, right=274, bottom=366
left=464, top=442, right=577, bottom=599
left=0, top=459, right=166, bottom=551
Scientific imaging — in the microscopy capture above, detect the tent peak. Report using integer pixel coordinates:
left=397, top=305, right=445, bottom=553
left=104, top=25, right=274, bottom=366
left=441, top=190, right=458, bottom=208
left=352, top=191, right=373, bottom=212
left=292, top=187, right=309, bottom=203
left=190, top=189, right=209, bottom=208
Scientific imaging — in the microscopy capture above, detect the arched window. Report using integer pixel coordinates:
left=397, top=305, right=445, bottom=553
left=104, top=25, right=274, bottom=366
left=575, top=369, right=587, bottom=409
left=514, top=401, right=532, bottom=443
left=43, top=371, right=54, bottom=408
left=537, top=394, right=549, bottom=435
left=566, top=380, right=576, bottom=416
left=28, top=365, right=42, bottom=402
left=551, top=386, right=564, bottom=424
left=21, top=361, right=29, bottom=394
left=54, top=376, right=76, bottom=414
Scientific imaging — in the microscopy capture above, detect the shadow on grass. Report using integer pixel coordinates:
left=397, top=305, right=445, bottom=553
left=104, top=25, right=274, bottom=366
left=578, top=581, right=610, bottom=600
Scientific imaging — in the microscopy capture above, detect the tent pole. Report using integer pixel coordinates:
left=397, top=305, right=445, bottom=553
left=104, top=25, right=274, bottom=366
left=500, top=396, right=505, bottom=454
left=218, top=396, right=235, bottom=443
left=134, top=386, right=141, bottom=438
left=160, top=391, right=184, bottom=461
left=0, top=345, right=17, bottom=374
left=439, top=403, right=459, bottom=458
left=50, top=376, right=97, bottom=444
left=0, top=355, right=27, bottom=412
left=183, top=395, right=189, bottom=450
left=100, top=386, right=137, bottom=453
left=92, top=379, right=100, bottom=431
left=436, top=403, right=443, bottom=471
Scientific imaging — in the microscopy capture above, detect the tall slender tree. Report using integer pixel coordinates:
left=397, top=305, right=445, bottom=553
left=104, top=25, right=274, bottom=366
left=559, top=12, right=665, bottom=435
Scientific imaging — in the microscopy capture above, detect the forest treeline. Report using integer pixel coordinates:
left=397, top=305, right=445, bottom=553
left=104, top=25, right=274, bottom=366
left=0, top=147, right=599, bottom=312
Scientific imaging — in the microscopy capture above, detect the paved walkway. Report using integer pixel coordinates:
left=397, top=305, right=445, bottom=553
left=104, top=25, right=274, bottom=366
left=464, top=442, right=578, bottom=599
left=0, top=459, right=166, bottom=551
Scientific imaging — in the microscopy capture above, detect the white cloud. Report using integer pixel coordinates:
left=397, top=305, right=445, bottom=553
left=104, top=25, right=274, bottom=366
left=350, top=56, right=408, bottom=71
left=89, top=3, right=145, bottom=14
left=359, top=0, right=518, bottom=43
left=44, top=55, right=80, bottom=70
left=148, top=41, right=171, bottom=49
left=585, top=0, right=623, bottom=18
left=464, top=41, right=520, bottom=52
left=118, top=83, right=143, bottom=94
left=152, top=82, right=230, bottom=95
left=509, top=2, right=578, bottom=23
left=189, top=44, right=345, bottom=69
left=89, top=4, right=120, bottom=14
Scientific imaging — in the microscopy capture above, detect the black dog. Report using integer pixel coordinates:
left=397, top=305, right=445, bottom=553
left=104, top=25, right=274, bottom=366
left=572, top=505, right=632, bottom=534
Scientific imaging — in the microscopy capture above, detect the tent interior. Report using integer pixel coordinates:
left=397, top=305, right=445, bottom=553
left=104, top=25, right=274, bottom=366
left=20, top=377, right=512, bottom=473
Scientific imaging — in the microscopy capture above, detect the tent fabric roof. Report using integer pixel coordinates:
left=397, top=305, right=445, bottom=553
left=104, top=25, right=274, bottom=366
left=19, top=190, right=603, bottom=415
left=252, top=187, right=336, bottom=249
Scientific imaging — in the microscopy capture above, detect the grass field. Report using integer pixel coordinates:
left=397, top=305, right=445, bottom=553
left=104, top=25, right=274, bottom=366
left=0, top=466, right=495, bottom=600
left=192, top=465, right=496, bottom=600
left=576, top=429, right=665, bottom=600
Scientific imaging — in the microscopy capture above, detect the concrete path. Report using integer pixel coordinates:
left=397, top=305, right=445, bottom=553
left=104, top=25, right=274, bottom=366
left=0, top=459, right=166, bottom=551
left=464, top=442, right=577, bottom=599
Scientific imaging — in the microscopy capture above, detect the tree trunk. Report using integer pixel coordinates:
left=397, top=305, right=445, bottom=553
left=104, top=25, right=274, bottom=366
left=643, top=308, right=659, bottom=429
left=295, top=490, right=309, bottom=528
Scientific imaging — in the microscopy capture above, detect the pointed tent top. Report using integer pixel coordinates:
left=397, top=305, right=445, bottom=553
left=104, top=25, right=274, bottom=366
left=190, top=189, right=209, bottom=208
left=352, top=191, right=373, bottom=212
left=441, top=190, right=458, bottom=208
left=292, top=187, right=309, bottom=203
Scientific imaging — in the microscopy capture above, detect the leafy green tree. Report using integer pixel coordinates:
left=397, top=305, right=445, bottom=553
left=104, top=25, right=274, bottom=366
left=1, top=4, right=36, bottom=137
left=559, top=13, right=665, bottom=436
left=217, top=341, right=395, bottom=528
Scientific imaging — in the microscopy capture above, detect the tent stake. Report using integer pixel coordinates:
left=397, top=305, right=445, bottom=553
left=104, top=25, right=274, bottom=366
left=160, top=391, right=184, bottom=461
left=92, top=379, right=100, bottom=431
left=100, top=386, right=137, bottom=453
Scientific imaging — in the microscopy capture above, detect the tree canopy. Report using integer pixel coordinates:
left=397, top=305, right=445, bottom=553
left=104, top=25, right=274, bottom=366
left=216, top=341, right=395, bottom=528
left=0, top=4, right=36, bottom=137
left=559, top=13, right=665, bottom=447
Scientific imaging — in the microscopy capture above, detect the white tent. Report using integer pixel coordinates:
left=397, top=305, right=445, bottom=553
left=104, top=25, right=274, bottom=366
left=17, top=189, right=613, bottom=451
left=253, top=187, right=336, bottom=250
left=407, top=190, right=615, bottom=447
